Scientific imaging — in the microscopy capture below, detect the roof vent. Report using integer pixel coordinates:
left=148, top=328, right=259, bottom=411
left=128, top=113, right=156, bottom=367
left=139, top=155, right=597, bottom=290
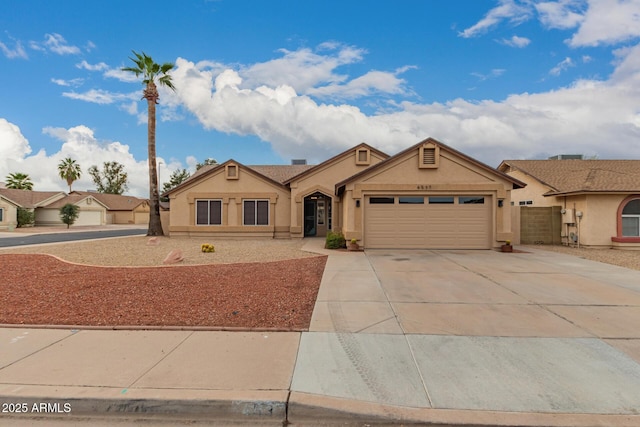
left=548, top=154, right=584, bottom=160
left=291, top=159, right=307, bottom=165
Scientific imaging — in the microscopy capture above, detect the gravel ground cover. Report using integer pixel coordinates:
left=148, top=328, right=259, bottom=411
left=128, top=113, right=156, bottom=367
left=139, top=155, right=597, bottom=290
left=524, top=244, right=640, bottom=271
left=0, top=236, right=318, bottom=266
left=0, top=237, right=326, bottom=330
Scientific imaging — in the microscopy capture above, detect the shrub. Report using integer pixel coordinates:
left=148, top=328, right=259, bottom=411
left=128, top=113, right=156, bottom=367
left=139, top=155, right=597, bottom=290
left=59, top=204, right=80, bottom=229
left=17, top=207, right=35, bottom=228
left=325, top=231, right=346, bottom=249
left=201, top=243, right=215, bottom=253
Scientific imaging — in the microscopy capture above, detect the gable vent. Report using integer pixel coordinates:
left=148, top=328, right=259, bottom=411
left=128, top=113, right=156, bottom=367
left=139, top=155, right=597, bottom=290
left=423, top=147, right=436, bottom=165
left=419, top=143, right=440, bottom=169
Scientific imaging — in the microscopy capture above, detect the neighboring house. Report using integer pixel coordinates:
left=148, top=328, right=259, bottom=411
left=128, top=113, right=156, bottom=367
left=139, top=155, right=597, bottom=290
left=70, top=191, right=150, bottom=224
left=498, top=159, right=640, bottom=249
left=0, top=188, right=66, bottom=229
left=0, top=188, right=147, bottom=228
left=165, top=138, right=525, bottom=249
left=34, top=193, right=108, bottom=226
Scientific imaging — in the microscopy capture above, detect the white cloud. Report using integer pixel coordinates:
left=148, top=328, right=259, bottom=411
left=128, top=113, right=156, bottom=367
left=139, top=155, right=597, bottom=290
left=0, top=122, right=183, bottom=197
left=536, top=0, right=585, bottom=29
left=62, top=89, right=136, bottom=105
left=459, top=0, right=533, bottom=38
left=0, top=40, right=27, bottom=59
left=569, top=0, right=640, bottom=46
left=104, top=68, right=141, bottom=82
left=167, top=41, right=640, bottom=165
left=51, top=78, right=84, bottom=87
left=549, top=57, right=575, bottom=75
left=464, top=0, right=640, bottom=48
left=43, top=33, right=80, bottom=55
left=306, top=68, right=413, bottom=99
left=471, top=69, right=506, bottom=81
left=76, top=60, right=109, bottom=71
left=241, top=44, right=366, bottom=94
left=499, top=35, right=531, bottom=47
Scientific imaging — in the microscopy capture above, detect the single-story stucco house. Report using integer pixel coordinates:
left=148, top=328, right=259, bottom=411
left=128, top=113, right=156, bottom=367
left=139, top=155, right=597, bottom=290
left=0, top=188, right=149, bottom=228
left=36, top=193, right=109, bottom=226
left=0, top=188, right=67, bottom=229
left=70, top=191, right=150, bottom=224
left=164, top=138, right=525, bottom=249
left=498, top=159, right=640, bottom=249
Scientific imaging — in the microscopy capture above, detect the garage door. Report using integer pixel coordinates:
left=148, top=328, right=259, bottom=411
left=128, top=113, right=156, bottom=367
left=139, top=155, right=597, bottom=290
left=75, top=210, right=103, bottom=226
left=364, top=195, right=491, bottom=249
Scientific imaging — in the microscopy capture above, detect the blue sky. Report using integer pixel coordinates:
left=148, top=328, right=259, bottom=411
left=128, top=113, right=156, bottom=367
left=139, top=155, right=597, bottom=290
left=2, top=0, right=640, bottom=197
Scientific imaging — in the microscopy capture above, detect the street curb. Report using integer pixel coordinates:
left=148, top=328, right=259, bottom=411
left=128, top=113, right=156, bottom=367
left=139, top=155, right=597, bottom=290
left=287, top=392, right=640, bottom=427
left=0, top=389, right=287, bottom=423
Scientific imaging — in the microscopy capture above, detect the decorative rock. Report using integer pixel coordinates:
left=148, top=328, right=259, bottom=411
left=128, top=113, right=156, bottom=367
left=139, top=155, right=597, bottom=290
left=163, top=249, right=184, bottom=264
left=147, top=237, right=160, bottom=246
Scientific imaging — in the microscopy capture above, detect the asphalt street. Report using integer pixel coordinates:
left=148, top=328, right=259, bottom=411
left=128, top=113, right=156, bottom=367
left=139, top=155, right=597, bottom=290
left=0, top=228, right=146, bottom=248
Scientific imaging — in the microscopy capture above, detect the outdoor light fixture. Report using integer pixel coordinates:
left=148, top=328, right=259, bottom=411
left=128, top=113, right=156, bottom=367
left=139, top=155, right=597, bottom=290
left=498, top=199, right=504, bottom=208
left=356, top=200, right=360, bottom=207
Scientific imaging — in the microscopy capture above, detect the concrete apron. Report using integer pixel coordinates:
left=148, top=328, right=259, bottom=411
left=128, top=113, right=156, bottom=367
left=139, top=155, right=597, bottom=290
left=289, top=246, right=640, bottom=425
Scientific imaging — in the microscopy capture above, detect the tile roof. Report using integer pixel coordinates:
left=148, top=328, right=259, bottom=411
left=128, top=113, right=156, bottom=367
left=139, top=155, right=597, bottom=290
left=247, top=165, right=315, bottom=183
left=0, top=188, right=65, bottom=208
left=71, top=191, right=148, bottom=210
left=501, top=160, right=640, bottom=194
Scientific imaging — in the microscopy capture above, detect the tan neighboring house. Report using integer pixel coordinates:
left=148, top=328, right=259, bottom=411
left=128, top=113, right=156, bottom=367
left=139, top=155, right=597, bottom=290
left=498, top=159, right=640, bottom=249
left=0, top=188, right=66, bottom=229
left=0, top=188, right=148, bottom=228
left=165, top=139, right=525, bottom=249
left=36, top=193, right=108, bottom=226
left=70, top=191, right=150, bottom=224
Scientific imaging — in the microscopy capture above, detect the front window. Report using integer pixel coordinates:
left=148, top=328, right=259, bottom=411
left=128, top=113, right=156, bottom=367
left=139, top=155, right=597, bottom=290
left=622, top=199, right=640, bottom=236
left=196, top=200, right=222, bottom=225
left=243, top=200, right=269, bottom=225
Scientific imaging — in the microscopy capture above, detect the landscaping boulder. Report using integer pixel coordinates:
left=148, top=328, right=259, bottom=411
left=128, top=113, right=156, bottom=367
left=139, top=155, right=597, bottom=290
left=147, top=237, right=160, bottom=246
left=163, top=249, right=184, bottom=264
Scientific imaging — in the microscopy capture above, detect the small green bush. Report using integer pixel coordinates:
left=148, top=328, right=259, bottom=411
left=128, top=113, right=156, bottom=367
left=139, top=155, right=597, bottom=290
left=201, top=243, right=215, bottom=253
left=17, top=207, right=35, bottom=228
left=325, top=231, right=346, bottom=249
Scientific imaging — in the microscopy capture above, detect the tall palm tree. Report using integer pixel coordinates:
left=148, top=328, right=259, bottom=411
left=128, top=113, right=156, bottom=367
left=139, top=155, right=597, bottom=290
left=122, top=51, right=175, bottom=236
left=58, top=157, right=82, bottom=192
left=5, top=172, right=33, bottom=190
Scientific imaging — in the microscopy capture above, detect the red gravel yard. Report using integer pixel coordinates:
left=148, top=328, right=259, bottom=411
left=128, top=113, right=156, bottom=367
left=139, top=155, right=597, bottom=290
left=0, top=254, right=327, bottom=330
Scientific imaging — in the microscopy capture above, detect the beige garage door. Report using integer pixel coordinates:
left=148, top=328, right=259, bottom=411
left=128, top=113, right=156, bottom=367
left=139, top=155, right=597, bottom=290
left=75, top=210, right=103, bottom=226
left=364, top=195, right=491, bottom=249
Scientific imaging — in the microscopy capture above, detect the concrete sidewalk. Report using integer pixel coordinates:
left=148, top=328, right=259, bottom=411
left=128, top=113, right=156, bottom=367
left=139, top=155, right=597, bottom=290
left=1, top=239, right=640, bottom=425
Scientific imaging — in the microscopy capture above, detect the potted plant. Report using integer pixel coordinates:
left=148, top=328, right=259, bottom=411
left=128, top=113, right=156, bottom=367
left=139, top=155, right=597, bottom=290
left=501, top=240, right=513, bottom=252
left=347, top=238, right=359, bottom=251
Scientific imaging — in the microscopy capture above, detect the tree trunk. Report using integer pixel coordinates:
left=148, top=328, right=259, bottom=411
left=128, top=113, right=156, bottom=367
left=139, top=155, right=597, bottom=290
left=146, top=82, right=164, bottom=236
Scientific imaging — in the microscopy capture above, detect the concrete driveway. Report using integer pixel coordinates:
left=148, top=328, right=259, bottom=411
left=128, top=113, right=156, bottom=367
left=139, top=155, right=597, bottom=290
left=292, top=247, right=640, bottom=419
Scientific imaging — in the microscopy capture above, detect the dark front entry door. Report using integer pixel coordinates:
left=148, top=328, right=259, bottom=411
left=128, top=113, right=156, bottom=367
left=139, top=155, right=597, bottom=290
left=304, top=200, right=316, bottom=236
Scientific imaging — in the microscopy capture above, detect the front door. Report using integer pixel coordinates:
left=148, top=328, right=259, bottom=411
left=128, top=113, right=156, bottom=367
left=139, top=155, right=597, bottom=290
left=304, top=200, right=316, bottom=236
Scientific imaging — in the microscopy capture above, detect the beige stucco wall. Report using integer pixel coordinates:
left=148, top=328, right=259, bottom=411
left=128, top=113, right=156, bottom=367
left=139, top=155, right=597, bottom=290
left=340, top=148, right=517, bottom=248
left=288, top=147, right=387, bottom=237
left=507, top=170, right=558, bottom=206
left=560, top=194, right=627, bottom=247
left=168, top=164, right=291, bottom=237
left=0, top=199, right=18, bottom=229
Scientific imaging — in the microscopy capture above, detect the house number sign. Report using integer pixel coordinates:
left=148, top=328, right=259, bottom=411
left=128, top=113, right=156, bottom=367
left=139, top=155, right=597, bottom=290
left=416, top=185, right=432, bottom=190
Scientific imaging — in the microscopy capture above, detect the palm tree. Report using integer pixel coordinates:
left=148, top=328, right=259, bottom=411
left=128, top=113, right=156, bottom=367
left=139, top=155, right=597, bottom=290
left=5, top=172, right=33, bottom=190
left=122, top=50, right=175, bottom=236
left=58, top=157, right=82, bottom=192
